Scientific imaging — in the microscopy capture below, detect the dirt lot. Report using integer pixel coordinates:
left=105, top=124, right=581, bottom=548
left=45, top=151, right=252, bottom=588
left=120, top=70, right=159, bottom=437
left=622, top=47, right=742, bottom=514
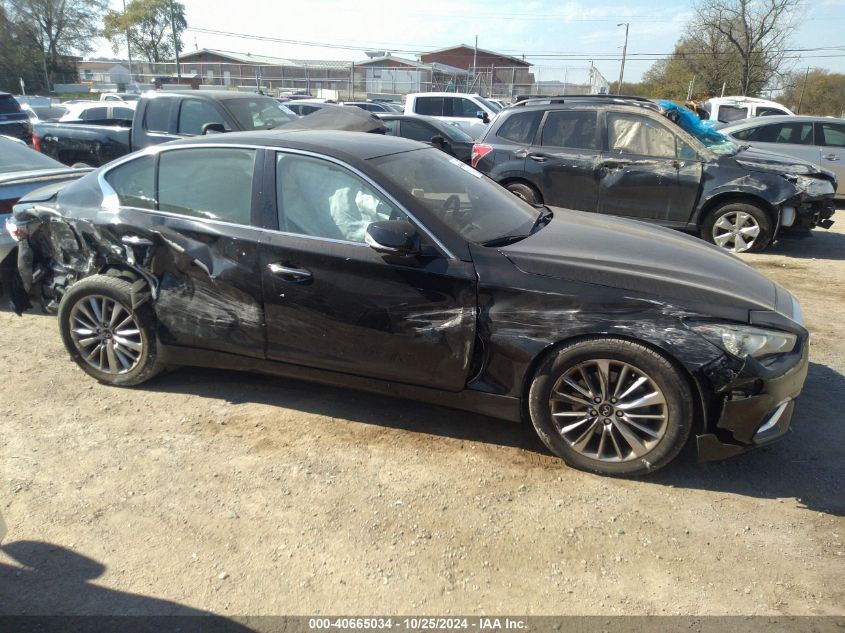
left=1, top=212, right=843, bottom=618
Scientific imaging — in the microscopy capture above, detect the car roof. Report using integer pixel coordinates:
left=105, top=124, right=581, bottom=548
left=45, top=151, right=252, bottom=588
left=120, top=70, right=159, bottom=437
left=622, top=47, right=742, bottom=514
left=721, top=115, right=842, bottom=130
left=148, top=90, right=277, bottom=101
left=164, top=129, right=427, bottom=161
left=500, top=99, right=662, bottom=115
left=407, top=92, right=481, bottom=98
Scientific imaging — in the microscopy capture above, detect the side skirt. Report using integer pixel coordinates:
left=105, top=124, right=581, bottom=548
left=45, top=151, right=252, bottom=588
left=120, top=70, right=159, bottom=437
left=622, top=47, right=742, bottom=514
left=157, top=343, right=523, bottom=423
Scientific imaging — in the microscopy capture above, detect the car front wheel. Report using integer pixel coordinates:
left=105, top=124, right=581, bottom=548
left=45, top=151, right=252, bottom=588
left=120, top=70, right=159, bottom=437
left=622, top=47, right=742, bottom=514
left=58, top=274, right=162, bottom=386
left=528, top=338, right=693, bottom=476
left=505, top=181, right=541, bottom=205
left=702, top=202, right=772, bottom=253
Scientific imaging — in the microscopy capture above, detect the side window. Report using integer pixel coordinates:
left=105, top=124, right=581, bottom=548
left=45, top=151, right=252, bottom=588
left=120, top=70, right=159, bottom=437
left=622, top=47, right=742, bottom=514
left=381, top=119, right=399, bottom=135
left=820, top=123, right=845, bottom=147
left=540, top=110, right=597, bottom=150
left=757, top=107, right=789, bottom=117
left=178, top=99, right=226, bottom=135
left=607, top=113, right=677, bottom=159
left=144, top=99, right=172, bottom=133
left=276, top=153, right=405, bottom=243
left=112, top=107, right=134, bottom=121
left=415, top=97, right=443, bottom=116
left=731, top=127, right=759, bottom=141
left=299, top=105, right=319, bottom=116
left=104, top=155, right=156, bottom=209
left=449, top=97, right=480, bottom=117
left=773, top=122, right=813, bottom=145
left=81, top=106, right=107, bottom=120
left=496, top=111, right=542, bottom=145
left=718, top=105, right=749, bottom=123
left=401, top=119, right=437, bottom=142
left=158, top=148, right=256, bottom=225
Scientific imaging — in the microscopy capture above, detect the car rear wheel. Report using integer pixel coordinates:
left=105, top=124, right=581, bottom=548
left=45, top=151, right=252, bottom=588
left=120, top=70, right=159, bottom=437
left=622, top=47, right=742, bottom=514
left=58, top=274, right=162, bottom=386
left=702, top=202, right=772, bottom=253
left=505, top=181, right=541, bottom=205
left=528, top=338, right=693, bottom=476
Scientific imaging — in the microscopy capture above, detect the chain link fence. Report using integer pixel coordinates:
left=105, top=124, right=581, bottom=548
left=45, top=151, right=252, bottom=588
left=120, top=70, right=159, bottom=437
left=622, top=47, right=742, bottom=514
left=64, top=60, right=610, bottom=103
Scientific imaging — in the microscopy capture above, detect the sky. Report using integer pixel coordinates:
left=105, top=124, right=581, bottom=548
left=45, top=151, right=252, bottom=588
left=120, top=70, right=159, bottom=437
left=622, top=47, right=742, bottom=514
left=93, top=0, right=845, bottom=86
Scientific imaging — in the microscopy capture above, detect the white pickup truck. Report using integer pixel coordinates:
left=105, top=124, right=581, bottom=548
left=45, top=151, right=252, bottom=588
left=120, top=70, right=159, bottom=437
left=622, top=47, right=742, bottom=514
left=403, top=92, right=500, bottom=139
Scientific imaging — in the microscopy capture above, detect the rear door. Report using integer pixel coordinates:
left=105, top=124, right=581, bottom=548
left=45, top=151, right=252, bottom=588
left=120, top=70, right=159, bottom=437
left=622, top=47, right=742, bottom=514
left=597, top=111, right=702, bottom=225
left=102, top=146, right=266, bottom=357
left=525, top=109, right=601, bottom=211
left=734, top=121, right=820, bottom=165
left=258, top=149, right=477, bottom=391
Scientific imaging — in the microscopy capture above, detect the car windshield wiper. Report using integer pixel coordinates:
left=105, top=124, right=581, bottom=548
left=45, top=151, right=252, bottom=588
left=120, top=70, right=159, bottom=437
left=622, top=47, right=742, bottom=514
left=530, top=205, right=553, bottom=233
left=481, top=234, right=531, bottom=247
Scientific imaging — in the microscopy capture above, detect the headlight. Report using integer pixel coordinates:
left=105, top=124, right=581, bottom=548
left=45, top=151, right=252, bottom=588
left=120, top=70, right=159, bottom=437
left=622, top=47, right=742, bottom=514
left=784, top=174, right=834, bottom=197
left=689, top=323, right=797, bottom=358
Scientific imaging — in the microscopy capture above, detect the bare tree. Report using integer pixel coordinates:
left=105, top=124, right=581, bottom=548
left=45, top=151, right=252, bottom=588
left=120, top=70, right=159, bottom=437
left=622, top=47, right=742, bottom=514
left=691, top=0, right=800, bottom=95
left=7, top=0, right=107, bottom=82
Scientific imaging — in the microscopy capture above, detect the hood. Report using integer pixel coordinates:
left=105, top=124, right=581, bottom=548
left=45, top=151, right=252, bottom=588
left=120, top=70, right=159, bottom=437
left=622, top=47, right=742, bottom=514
left=732, top=145, right=831, bottom=178
left=501, top=208, right=777, bottom=312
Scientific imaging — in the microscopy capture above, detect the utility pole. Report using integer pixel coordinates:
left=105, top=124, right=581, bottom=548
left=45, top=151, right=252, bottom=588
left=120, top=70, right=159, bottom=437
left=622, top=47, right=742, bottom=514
left=169, top=0, right=181, bottom=82
left=616, top=22, right=629, bottom=94
left=123, top=0, right=134, bottom=85
left=473, top=35, right=478, bottom=81
left=797, top=66, right=810, bottom=114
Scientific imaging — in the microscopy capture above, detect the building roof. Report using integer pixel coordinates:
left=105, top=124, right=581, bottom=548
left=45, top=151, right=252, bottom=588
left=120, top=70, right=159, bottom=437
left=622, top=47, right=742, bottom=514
left=422, top=44, right=529, bottom=67
left=354, top=55, right=428, bottom=69
left=178, top=48, right=297, bottom=66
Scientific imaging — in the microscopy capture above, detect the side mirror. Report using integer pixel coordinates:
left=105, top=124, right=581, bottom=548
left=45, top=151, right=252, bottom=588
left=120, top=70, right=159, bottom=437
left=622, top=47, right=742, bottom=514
left=365, top=220, right=421, bottom=256
left=201, top=122, right=227, bottom=135
left=476, top=110, right=489, bottom=123
left=430, top=134, right=446, bottom=149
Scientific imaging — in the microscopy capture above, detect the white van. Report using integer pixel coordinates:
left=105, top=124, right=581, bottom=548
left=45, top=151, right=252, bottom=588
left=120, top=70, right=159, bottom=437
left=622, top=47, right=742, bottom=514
left=702, top=96, right=794, bottom=124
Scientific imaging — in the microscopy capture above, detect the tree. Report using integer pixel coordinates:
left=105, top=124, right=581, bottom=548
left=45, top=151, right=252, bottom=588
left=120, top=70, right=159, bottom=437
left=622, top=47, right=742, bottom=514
left=6, top=0, right=107, bottom=82
left=103, top=0, right=186, bottom=64
left=0, top=3, right=45, bottom=92
left=691, top=0, right=800, bottom=96
left=780, top=69, right=845, bottom=117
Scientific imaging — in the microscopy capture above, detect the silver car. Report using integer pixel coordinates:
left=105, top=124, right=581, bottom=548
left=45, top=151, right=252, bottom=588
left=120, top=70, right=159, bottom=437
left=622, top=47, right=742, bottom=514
left=720, top=115, right=844, bottom=199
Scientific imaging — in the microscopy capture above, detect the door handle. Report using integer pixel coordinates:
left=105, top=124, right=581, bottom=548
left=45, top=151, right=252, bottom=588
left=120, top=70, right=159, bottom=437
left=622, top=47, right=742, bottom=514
left=600, top=159, right=632, bottom=169
left=824, top=154, right=840, bottom=161
left=528, top=153, right=548, bottom=162
left=268, top=262, right=312, bottom=282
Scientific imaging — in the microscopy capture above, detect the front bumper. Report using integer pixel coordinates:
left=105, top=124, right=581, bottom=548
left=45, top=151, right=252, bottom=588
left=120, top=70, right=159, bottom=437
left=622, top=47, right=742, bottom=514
left=696, top=332, right=810, bottom=462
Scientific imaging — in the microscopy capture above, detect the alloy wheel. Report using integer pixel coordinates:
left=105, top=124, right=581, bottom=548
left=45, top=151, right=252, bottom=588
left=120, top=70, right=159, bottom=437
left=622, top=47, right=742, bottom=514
left=712, top=211, right=761, bottom=253
left=548, top=359, right=669, bottom=463
left=68, top=295, right=144, bottom=374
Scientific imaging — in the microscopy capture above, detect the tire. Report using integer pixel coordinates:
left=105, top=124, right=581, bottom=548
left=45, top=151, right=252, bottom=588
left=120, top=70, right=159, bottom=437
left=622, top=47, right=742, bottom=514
left=58, top=274, right=162, bottom=386
left=505, top=181, right=541, bottom=205
left=528, top=337, right=694, bottom=476
left=701, top=202, right=772, bottom=253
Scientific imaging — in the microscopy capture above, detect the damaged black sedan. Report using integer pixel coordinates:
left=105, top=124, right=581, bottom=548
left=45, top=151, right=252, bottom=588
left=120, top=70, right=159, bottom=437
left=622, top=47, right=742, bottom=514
left=7, top=131, right=808, bottom=476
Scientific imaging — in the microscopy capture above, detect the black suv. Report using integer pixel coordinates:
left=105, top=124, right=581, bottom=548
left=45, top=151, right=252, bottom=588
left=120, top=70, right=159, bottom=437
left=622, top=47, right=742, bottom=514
left=0, top=92, right=33, bottom=145
left=472, top=96, right=837, bottom=253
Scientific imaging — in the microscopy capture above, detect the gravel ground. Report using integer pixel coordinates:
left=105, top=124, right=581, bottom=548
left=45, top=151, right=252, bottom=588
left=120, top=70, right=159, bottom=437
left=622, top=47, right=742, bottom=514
left=0, top=211, right=843, bottom=617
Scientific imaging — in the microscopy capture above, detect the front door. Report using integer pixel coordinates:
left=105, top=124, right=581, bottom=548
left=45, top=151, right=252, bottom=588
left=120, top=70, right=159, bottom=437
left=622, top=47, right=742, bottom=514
left=259, top=150, right=477, bottom=391
left=817, top=121, right=845, bottom=190
left=597, top=111, right=701, bottom=225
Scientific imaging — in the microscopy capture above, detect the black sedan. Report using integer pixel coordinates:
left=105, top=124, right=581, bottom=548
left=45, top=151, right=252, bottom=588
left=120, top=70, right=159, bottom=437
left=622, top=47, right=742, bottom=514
left=8, top=131, right=808, bottom=476
left=379, top=114, right=475, bottom=163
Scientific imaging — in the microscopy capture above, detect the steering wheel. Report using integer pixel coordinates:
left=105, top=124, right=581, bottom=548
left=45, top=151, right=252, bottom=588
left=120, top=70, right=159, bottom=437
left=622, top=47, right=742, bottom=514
left=442, top=194, right=462, bottom=213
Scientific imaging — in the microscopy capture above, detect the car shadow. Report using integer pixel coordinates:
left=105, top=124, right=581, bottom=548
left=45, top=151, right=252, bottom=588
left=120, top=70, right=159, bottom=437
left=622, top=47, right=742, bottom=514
left=142, top=361, right=844, bottom=517
left=0, top=540, right=255, bottom=629
left=767, top=227, right=845, bottom=261
left=648, top=362, right=845, bottom=517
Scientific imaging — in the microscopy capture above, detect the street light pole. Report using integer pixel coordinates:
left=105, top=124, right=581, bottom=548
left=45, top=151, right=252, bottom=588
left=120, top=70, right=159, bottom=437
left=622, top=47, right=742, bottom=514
left=169, top=0, right=181, bottom=82
left=617, top=22, right=629, bottom=94
left=122, top=0, right=134, bottom=85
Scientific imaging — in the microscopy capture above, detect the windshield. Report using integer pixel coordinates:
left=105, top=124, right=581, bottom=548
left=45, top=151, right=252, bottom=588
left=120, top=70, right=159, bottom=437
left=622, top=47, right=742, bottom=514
left=438, top=121, right=474, bottom=142
left=658, top=99, right=739, bottom=156
left=0, top=138, right=65, bottom=172
left=0, top=95, right=23, bottom=115
left=225, top=97, right=297, bottom=130
left=373, top=148, right=541, bottom=244
left=476, top=96, right=502, bottom=113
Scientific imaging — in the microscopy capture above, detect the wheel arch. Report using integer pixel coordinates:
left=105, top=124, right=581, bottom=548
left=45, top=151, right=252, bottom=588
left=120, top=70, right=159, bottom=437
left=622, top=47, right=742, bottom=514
left=520, top=332, right=709, bottom=436
left=497, top=177, right=544, bottom=203
left=695, top=192, right=779, bottom=228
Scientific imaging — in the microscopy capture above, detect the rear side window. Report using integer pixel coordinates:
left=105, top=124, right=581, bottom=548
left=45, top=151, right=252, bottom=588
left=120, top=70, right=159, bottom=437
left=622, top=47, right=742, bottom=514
left=819, top=122, right=845, bottom=147
left=731, top=127, right=758, bottom=141
left=718, top=105, right=748, bottom=123
left=757, top=107, right=789, bottom=116
left=448, top=97, right=480, bottom=117
left=496, top=111, right=542, bottom=145
left=0, top=95, right=22, bottom=114
left=158, top=148, right=256, bottom=225
left=381, top=119, right=399, bottom=135
left=540, top=110, right=598, bottom=150
left=144, top=99, right=172, bottom=132
left=113, top=107, right=134, bottom=120
left=400, top=119, right=437, bottom=142
left=178, top=99, right=226, bottom=135
left=105, top=155, right=156, bottom=209
left=81, top=106, right=108, bottom=120
left=415, top=97, right=444, bottom=116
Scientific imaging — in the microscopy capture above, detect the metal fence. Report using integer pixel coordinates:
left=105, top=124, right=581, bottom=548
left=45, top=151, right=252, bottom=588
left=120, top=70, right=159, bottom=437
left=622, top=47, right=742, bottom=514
left=68, top=60, right=610, bottom=102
